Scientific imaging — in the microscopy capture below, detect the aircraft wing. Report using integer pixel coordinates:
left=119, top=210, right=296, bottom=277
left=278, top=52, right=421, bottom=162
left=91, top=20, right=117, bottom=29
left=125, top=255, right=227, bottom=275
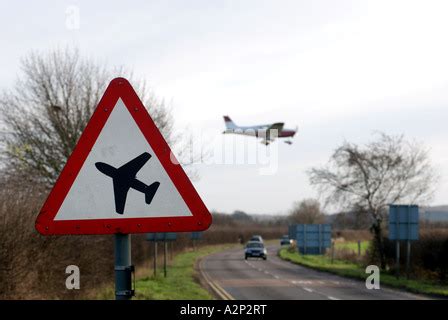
left=113, top=179, right=131, bottom=214
left=260, top=122, right=284, bottom=142
left=118, top=152, right=152, bottom=177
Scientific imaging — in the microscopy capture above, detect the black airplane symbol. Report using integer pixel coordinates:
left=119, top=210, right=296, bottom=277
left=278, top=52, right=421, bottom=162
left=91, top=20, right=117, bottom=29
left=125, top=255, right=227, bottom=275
left=95, top=152, right=160, bottom=215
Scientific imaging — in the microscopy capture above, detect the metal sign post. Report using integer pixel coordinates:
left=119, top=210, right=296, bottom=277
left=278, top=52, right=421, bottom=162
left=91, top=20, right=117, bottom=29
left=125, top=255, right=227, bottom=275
left=114, top=234, right=134, bottom=300
left=406, top=207, right=412, bottom=279
left=147, top=233, right=177, bottom=278
left=331, top=241, right=335, bottom=264
left=164, top=240, right=168, bottom=278
left=395, top=210, right=400, bottom=279
left=318, top=224, right=322, bottom=255
left=406, top=240, right=411, bottom=279
left=153, top=241, right=157, bottom=277
left=357, top=240, right=361, bottom=257
left=191, top=232, right=202, bottom=251
left=303, top=225, right=307, bottom=255
left=395, top=240, right=400, bottom=279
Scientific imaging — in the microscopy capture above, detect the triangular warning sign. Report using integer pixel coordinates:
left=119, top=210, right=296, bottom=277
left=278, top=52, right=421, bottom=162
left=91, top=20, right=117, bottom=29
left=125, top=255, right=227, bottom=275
left=36, top=78, right=212, bottom=235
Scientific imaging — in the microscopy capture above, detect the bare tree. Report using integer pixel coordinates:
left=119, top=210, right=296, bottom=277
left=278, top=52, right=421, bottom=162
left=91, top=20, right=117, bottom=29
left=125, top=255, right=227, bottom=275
left=308, top=133, right=437, bottom=268
left=0, top=48, right=178, bottom=187
left=289, top=198, right=326, bottom=224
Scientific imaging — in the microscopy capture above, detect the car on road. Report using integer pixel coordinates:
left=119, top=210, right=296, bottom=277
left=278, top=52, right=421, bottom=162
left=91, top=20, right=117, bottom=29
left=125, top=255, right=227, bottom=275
left=245, top=241, right=267, bottom=260
left=280, top=235, right=292, bottom=246
left=250, top=235, right=263, bottom=243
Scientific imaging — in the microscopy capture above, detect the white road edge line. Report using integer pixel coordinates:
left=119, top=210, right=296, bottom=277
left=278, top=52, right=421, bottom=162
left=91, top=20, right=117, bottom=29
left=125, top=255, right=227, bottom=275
left=303, top=287, right=313, bottom=293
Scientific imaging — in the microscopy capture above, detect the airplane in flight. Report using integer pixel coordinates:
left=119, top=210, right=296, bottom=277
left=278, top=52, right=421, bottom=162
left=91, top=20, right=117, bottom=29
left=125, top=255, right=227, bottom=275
left=222, top=116, right=297, bottom=145
left=95, top=152, right=160, bottom=215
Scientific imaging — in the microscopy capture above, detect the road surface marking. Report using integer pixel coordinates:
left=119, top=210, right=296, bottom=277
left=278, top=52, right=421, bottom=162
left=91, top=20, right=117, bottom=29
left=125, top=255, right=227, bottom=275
left=199, top=259, right=234, bottom=300
left=292, top=280, right=312, bottom=285
left=328, top=296, right=340, bottom=300
left=303, top=287, right=313, bottom=293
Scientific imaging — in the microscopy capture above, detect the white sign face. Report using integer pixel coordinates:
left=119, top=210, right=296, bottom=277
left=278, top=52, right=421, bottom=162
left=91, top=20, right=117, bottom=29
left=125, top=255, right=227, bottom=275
left=55, top=99, right=193, bottom=220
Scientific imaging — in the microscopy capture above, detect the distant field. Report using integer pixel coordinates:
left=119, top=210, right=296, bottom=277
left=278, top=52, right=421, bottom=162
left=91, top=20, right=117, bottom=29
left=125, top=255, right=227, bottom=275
left=335, top=241, right=370, bottom=255
left=279, top=248, right=448, bottom=297
left=97, top=244, right=235, bottom=300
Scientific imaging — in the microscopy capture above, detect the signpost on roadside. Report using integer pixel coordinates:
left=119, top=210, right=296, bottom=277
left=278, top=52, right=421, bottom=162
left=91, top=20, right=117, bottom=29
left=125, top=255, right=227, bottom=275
left=331, top=240, right=335, bottom=264
left=35, top=78, right=212, bottom=299
left=146, top=233, right=177, bottom=277
left=388, top=205, right=419, bottom=279
left=191, top=232, right=202, bottom=251
left=154, top=240, right=158, bottom=277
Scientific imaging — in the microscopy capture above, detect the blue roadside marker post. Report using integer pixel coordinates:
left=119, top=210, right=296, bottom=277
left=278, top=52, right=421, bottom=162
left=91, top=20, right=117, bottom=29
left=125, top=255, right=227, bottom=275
left=114, top=234, right=134, bottom=300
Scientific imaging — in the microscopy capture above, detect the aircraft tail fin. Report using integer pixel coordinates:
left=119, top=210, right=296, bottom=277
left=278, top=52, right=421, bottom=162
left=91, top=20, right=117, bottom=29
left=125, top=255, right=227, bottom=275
left=145, top=182, right=160, bottom=205
left=223, top=115, right=238, bottom=129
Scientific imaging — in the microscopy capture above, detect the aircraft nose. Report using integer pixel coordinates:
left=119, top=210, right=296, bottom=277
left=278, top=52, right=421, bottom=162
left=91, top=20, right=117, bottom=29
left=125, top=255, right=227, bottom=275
left=95, top=162, right=106, bottom=172
left=95, top=162, right=115, bottom=177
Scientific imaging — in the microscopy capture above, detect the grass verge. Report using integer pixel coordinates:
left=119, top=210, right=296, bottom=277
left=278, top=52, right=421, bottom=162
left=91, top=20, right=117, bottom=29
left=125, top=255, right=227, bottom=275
left=335, top=241, right=370, bottom=255
left=279, top=247, right=448, bottom=297
left=97, top=244, right=235, bottom=300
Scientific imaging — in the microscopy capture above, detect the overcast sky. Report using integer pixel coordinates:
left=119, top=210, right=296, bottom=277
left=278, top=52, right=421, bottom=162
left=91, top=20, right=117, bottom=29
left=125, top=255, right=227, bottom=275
left=2, top=1, right=448, bottom=214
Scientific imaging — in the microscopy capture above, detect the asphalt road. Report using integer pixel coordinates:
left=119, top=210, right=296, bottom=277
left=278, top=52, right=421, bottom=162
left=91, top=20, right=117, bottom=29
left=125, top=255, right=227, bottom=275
left=200, top=245, right=431, bottom=300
